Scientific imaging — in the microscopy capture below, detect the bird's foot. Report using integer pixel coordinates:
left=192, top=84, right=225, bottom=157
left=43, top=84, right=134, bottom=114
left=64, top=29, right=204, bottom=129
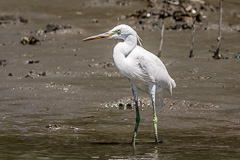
left=154, top=140, right=163, bottom=144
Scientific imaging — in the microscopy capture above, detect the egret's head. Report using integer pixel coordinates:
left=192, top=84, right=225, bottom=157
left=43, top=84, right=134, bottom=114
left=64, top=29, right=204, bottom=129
left=83, top=24, right=142, bottom=46
left=107, top=24, right=136, bottom=40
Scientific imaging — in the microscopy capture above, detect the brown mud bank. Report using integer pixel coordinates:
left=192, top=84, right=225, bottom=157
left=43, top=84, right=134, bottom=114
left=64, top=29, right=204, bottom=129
left=0, top=0, right=240, bottom=159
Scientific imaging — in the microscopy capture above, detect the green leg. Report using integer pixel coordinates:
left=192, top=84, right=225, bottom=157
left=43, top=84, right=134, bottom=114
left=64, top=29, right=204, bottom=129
left=130, top=82, right=140, bottom=147
left=149, top=84, right=159, bottom=143
left=153, top=109, right=158, bottom=143
left=132, top=102, right=140, bottom=148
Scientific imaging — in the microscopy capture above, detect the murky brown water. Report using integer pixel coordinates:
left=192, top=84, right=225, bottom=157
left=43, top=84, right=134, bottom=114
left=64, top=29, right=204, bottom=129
left=0, top=0, right=240, bottom=159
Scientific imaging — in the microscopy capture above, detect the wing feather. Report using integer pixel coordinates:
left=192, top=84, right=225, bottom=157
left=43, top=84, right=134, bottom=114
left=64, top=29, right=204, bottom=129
left=126, top=46, right=172, bottom=89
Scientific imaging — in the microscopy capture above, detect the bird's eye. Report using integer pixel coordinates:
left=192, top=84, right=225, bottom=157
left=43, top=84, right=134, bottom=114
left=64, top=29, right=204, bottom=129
left=116, top=29, right=121, bottom=34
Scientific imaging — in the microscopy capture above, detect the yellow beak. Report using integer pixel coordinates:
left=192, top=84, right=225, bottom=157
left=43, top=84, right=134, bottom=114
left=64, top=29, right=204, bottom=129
left=82, top=32, right=113, bottom=41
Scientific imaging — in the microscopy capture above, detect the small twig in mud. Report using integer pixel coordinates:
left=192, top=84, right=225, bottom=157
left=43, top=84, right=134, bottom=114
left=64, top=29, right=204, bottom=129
left=189, top=10, right=197, bottom=58
left=213, top=0, right=223, bottom=59
left=158, top=1, right=166, bottom=57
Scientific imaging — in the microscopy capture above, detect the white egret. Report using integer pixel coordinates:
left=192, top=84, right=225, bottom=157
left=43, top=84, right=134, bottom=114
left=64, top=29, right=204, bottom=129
left=83, top=24, right=176, bottom=147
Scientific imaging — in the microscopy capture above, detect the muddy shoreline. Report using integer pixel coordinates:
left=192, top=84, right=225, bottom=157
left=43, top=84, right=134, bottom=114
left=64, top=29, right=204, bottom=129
left=0, top=0, right=239, bottom=159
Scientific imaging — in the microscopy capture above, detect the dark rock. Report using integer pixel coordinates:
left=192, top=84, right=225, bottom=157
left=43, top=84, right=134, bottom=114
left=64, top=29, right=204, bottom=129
left=91, top=19, right=99, bottom=23
left=123, top=0, right=216, bottom=31
left=8, top=73, right=13, bottom=76
left=0, top=59, right=7, bottom=66
left=44, top=23, right=72, bottom=33
left=33, top=23, right=74, bottom=35
left=89, top=62, right=115, bottom=68
left=27, top=60, right=40, bottom=64
left=126, top=103, right=132, bottom=109
left=0, top=15, right=28, bottom=25
left=25, top=70, right=46, bottom=78
left=20, top=36, right=41, bottom=45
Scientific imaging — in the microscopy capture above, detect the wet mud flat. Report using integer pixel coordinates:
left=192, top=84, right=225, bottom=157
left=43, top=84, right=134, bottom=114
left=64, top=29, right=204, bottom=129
left=0, top=0, right=240, bottom=159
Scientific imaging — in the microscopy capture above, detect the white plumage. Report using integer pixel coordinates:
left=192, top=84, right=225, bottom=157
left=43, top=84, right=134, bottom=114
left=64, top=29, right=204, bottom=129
left=114, top=43, right=176, bottom=94
left=83, top=24, right=176, bottom=147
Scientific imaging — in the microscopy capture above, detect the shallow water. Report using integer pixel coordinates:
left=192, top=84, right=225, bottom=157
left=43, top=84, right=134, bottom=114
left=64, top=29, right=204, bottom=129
left=0, top=0, right=240, bottom=159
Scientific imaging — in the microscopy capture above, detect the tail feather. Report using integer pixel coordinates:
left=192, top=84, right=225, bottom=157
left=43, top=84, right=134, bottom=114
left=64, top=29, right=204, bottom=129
left=170, top=77, right=176, bottom=88
left=169, top=77, right=176, bottom=96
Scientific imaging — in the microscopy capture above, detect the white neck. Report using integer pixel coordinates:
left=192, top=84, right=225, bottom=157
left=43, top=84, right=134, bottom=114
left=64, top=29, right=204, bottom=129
left=118, top=34, right=137, bottom=57
left=113, top=34, right=137, bottom=76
